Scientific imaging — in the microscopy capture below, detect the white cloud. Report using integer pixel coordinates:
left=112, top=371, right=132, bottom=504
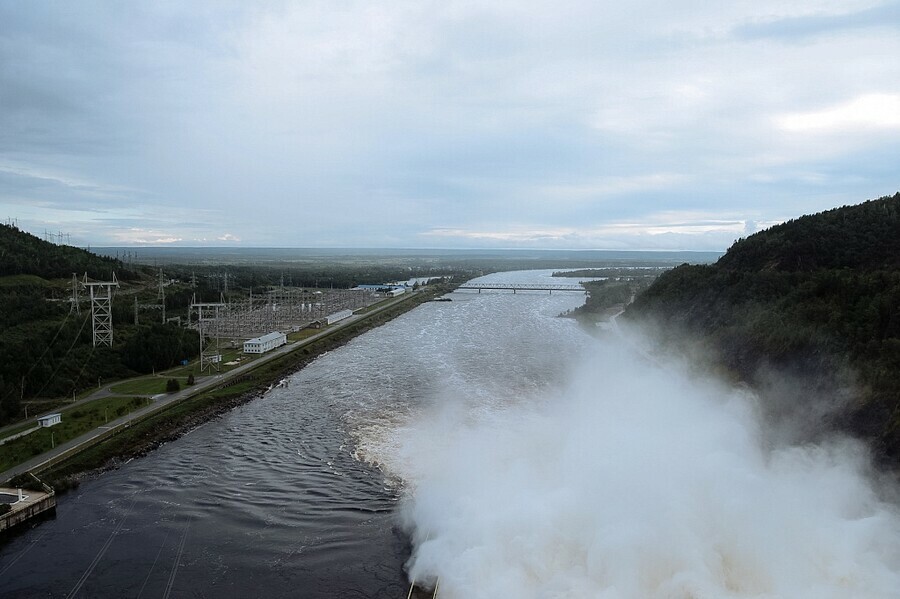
left=420, top=210, right=769, bottom=250
left=775, top=93, right=900, bottom=132
left=113, top=228, right=183, bottom=245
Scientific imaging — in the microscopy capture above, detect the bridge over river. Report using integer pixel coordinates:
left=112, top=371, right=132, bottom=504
left=457, top=282, right=587, bottom=294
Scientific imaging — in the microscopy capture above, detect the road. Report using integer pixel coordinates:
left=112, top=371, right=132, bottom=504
left=0, top=292, right=421, bottom=483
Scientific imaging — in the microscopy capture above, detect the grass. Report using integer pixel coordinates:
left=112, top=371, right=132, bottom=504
left=0, top=420, right=41, bottom=439
left=110, top=377, right=187, bottom=395
left=0, top=274, right=49, bottom=287
left=287, top=328, right=322, bottom=342
left=354, top=297, right=399, bottom=314
left=0, top=396, right=152, bottom=472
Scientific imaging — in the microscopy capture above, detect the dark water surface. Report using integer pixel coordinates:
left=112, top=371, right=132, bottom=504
left=0, top=270, right=591, bottom=598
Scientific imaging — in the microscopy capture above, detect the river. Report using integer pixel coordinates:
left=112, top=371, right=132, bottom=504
left=6, top=267, right=900, bottom=598
left=0, top=269, right=593, bottom=598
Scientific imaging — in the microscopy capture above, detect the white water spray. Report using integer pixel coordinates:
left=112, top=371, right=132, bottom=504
left=382, top=338, right=900, bottom=598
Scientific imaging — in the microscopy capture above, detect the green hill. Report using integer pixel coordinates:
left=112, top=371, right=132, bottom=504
left=0, top=223, right=128, bottom=280
left=626, top=192, right=900, bottom=461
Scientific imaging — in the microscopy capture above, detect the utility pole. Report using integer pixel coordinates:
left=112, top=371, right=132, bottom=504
left=82, top=272, right=119, bottom=347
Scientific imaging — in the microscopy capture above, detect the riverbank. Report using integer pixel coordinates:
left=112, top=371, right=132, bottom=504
left=24, top=283, right=455, bottom=490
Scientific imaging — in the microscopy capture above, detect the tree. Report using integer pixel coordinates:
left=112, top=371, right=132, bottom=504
left=166, top=378, right=180, bottom=393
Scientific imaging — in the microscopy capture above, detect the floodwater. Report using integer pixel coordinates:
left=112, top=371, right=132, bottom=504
left=0, top=270, right=590, bottom=598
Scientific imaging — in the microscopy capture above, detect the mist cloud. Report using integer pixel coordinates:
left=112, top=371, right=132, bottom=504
left=383, top=338, right=900, bottom=598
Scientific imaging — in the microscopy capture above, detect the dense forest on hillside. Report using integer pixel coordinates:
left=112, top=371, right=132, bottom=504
left=0, top=224, right=138, bottom=280
left=626, top=193, right=900, bottom=461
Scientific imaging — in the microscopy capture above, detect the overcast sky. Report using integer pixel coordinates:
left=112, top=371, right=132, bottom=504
left=1, top=1, right=898, bottom=250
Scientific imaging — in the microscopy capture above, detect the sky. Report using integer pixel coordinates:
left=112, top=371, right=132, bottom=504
left=0, top=1, right=898, bottom=250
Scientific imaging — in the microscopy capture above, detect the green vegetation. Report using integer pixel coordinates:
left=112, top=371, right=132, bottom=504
left=565, top=273, right=662, bottom=325
left=287, top=328, right=322, bottom=342
left=627, top=192, right=900, bottom=460
left=0, top=396, right=151, bottom=471
left=0, top=224, right=135, bottom=280
left=0, top=226, right=200, bottom=427
left=111, top=377, right=183, bottom=395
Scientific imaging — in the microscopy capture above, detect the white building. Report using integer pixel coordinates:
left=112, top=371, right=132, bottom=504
left=243, top=331, right=287, bottom=354
left=324, top=309, right=353, bottom=325
left=38, top=413, right=61, bottom=427
left=387, top=288, right=405, bottom=297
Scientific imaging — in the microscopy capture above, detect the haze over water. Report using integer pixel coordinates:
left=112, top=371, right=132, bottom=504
left=2, top=270, right=900, bottom=597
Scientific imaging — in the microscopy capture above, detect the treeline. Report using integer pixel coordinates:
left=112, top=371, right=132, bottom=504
left=0, top=224, right=138, bottom=280
left=165, top=264, right=463, bottom=295
left=626, top=192, right=900, bottom=460
left=567, top=278, right=653, bottom=323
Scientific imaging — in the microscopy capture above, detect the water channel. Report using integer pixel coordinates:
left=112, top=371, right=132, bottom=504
left=7, top=266, right=900, bottom=598
left=0, top=270, right=592, bottom=598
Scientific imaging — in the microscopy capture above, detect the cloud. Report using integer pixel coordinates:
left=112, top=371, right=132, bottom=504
left=217, top=233, right=241, bottom=242
left=420, top=211, right=766, bottom=250
left=775, top=93, right=900, bottom=133
left=734, top=2, right=900, bottom=41
left=112, top=228, right=183, bottom=245
left=1, top=2, right=898, bottom=248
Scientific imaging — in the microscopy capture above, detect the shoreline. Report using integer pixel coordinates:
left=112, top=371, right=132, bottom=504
left=22, top=283, right=455, bottom=491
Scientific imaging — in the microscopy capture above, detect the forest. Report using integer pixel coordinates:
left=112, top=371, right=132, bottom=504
left=627, top=193, right=900, bottom=461
left=0, top=226, right=198, bottom=426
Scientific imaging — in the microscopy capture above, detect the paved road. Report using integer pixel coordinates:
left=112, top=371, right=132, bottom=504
left=0, top=292, right=420, bottom=483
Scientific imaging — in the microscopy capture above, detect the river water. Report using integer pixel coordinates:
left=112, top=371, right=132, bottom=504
left=0, top=270, right=592, bottom=598
left=7, top=267, right=900, bottom=598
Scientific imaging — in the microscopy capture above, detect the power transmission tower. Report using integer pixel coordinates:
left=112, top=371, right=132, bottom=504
left=82, top=273, right=119, bottom=347
left=69, top=273, right=81, bottom=315
left=157, top=268, right=166, bottom=323
left=191, top=297, right=225, bottom=373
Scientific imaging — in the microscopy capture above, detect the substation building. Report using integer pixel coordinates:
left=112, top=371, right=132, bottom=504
left=243, top=331, right=287, bottom=354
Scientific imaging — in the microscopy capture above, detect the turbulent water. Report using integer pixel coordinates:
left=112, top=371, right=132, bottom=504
left=4, top=268, right=900, bottom=598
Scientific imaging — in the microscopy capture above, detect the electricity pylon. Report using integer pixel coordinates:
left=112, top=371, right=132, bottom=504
left=191, top=296, right=225, bottom=373
left=82, top=273, right=119, bottom=347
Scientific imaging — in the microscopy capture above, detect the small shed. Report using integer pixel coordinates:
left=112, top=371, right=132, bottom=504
left=38, top=413, right=61, bottom=428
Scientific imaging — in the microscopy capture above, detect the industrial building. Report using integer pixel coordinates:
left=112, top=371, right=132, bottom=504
left=37, top=414, right=61, bottom=428
left=243, top=331, right=287, bottom=354
left=324, top=309, right=353, bottom=325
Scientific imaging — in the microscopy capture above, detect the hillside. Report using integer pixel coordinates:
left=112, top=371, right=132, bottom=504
left=0, top=223, right=132, bottom=280
left=0, top=228, right=197, bottom=426
left=626, top=193, right=900, bottom=461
